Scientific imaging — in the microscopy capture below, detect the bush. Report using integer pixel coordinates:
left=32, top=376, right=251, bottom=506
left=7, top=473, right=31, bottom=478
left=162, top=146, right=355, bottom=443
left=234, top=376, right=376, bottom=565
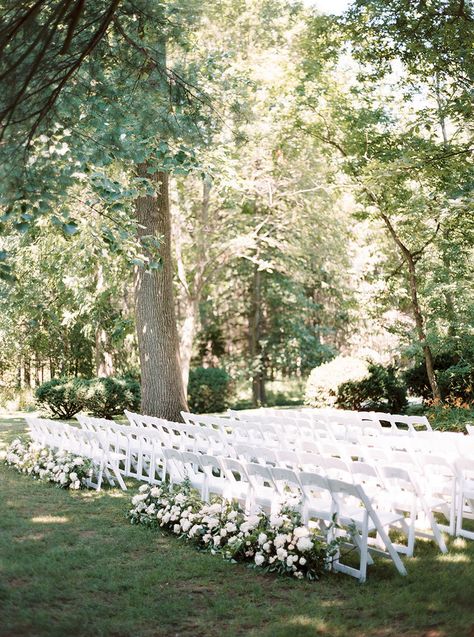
left=35, top=376, right=140, bottom=419
left=81, top=376, right=141, bottom=419
left=336, top=364, right=408, bottom=413
left=422, top=404, right=474, bottom=433
left=404, top=354, right=474, bottom=404
left=304, top=356, right=369, bottom=408
left=188, top=367, right=233, bottom=414
left=35, top=377, right=87, bottom=419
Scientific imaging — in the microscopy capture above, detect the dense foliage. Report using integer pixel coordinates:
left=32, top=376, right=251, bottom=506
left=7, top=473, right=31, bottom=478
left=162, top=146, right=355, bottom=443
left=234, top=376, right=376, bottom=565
left=187, top=368, right=233, bottom=414
left=0, top=0, right=472, bottom=414
left=336, top=364, right=408, bottom=413
left=35, top=378, right=87, bottom=419
left=35, top=376, right=140, bottom=419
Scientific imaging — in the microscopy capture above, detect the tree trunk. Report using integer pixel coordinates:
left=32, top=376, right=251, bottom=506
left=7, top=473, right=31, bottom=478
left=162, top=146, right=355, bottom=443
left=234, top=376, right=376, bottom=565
left=380, top=212, right=441, bottom=403
left=404, top=253, right=441, bottom=402
left=134, top=166, right=188, bottom=421
left=95, top=327, right=114, bottom=377
left=249, top=263, right=266, bottom=406
left=95, top=262, right=114, bottom=377
left=180, top=295, right=199, bottom=393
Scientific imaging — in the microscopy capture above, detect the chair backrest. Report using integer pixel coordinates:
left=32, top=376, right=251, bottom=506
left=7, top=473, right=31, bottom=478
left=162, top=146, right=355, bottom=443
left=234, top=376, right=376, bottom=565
left=298, top=470, right=330, bottom=492
left=271, top=466, right=302, bottom=495
left=199, top=453, right=224, bottom=475
left=275, top=450, right=300, bottom=469
left=246, top=462, right=277, bottom=489
left=298, top=452, right=325, bottom=472
left=235, top=444, right=277, bottom=466
left=223, top=457, right=250, bottom=483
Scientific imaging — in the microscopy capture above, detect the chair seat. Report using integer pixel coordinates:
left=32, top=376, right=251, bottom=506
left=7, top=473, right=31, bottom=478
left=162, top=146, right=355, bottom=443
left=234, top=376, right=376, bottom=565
left=339, top=506, right=404, bottom=531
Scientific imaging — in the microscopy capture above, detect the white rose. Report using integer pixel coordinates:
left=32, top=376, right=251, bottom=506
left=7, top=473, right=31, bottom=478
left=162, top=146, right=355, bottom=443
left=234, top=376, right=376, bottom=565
left=299, top=557, right=307, bottom=565
left=150, top=487, right=161, bottom=497
left=139, top=484, right=149, bottom=493
left=293, top=526, right=309, bottom=538
left=262, top=542, right=271, bottom=552
left=270, top=515, right=284, bottom=528
left=296, top=536, right=313, bottom=552
left=173, top=524, right=181, bottom=534
left=181, top=519, right=192, bottom=533
left=254, top=553, right=265, bottom=566
left=206, top=517, right=219, bottom=530
left=274, top=534, right=288, bottom=549
left=213, top=536, right=221, bottom=547
left=276, top=548, right=288, bottom=561
left=258, top=533, right=267, bottom=545
left=225, top=522, right=237, bottom=534
left=208, top=503, right=222, bottom=514
left=69, top=472, right=78, bottom=481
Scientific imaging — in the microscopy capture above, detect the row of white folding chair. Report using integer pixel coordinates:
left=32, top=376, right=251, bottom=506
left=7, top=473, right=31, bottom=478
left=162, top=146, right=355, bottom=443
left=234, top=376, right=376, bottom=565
left=78, top=414, right=188, bottom=483
left=183, top=411, right=462, bottom=472
left=179, top=418, right=467, bottom=543
left=161, top=447, right=407, bottom=582
left=305, top=407, right=433, bottom=434
left=25, top=417, right=126, bottom=490
left=232, top=442, right=451, bottom=552
left=184, top=411, right=339, bottom=448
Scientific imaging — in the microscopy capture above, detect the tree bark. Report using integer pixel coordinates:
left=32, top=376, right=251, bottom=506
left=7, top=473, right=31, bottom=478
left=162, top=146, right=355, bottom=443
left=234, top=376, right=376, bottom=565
left=134, top=166, right=188, bottom=421
left=380, top=212, right=442, bottom=402
left=249, top=263, right=266, bottom=406
left=95, top=262, right=115, bottom=377
left=180, top=295, right=199, bottom=392
left=95, top=327, right=114, bottom=377
left=175, top=177, right=211, bottom=393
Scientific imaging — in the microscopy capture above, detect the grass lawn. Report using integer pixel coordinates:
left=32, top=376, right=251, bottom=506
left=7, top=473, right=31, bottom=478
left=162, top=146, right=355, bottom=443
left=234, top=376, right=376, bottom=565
left=1, top=413, right=474, bottom=637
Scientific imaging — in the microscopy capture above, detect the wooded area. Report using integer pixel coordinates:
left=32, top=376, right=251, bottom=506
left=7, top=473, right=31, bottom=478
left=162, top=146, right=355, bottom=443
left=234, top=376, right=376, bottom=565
left=0, top=0, right=472, bottom=421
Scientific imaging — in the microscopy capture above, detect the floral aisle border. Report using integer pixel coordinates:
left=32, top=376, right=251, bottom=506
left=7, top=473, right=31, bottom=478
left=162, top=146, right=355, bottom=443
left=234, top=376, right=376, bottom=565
left=128, top=481, right=340, bottom=580
left=5, top=438, right=93, bottom=490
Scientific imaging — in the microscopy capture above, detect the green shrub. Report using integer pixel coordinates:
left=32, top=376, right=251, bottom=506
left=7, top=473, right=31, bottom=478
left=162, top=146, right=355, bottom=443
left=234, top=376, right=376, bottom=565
left=35, top=376, right=140, bottom=419
left=188, top=367, right=233, bottom=414
left=336, top=364, right=407, bottom=413
left=81, top=376, right=140, bottom=419
left=304, top=356, right=369, bottom=408
left=35, top=377, right=87, bottom=419
left=404, top=355, right=474, bottom=404
left=424, top=404, right=474, bottom=433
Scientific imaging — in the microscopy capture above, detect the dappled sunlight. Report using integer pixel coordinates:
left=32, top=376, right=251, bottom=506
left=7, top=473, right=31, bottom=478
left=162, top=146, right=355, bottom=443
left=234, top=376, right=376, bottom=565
left=436, top=553, right=470, bottom=563
left=14, top=532, right=47, bottom=543
left=31, top=515, right=69, bottom=524
left=451, top=537, right=468, bottom=550
left=286, top=615, right=329, bottom=633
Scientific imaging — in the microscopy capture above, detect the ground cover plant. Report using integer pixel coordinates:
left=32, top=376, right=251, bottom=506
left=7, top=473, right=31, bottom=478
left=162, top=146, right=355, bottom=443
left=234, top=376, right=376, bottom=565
left=2, top=413, right=474, bottom=637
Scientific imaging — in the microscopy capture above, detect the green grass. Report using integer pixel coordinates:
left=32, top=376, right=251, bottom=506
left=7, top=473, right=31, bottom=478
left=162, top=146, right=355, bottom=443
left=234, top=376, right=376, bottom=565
left=1, top=414, right=474, bottom=637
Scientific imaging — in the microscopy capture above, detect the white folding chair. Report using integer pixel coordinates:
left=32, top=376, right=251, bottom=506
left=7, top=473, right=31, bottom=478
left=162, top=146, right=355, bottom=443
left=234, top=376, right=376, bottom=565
left=246, top=462, right=278, bottom=513
left=455, top=457, right=474, bottom=540
left=328, top=478, right=407, bottom=583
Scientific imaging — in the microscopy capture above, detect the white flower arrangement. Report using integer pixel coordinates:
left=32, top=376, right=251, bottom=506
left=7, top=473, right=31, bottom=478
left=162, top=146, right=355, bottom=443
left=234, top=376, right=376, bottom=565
left=5, top=438, right=93, bottom=490
left=128, top=480, right=339, bottom=580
